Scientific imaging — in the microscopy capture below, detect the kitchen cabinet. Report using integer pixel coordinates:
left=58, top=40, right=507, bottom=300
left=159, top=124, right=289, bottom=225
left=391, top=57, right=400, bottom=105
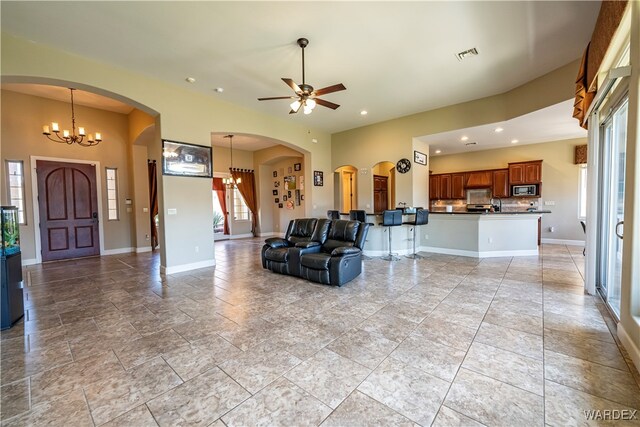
left=451, top=173, right=466, bottom=199
left=492, top=169, right=509, bottom=198
left=465, top=171, right=493, bottom=188
left=429, top=174, right=440, bottom=200
left=439, top=174, right=452, bottom=199
left=509, top=160, right=542, bottom=184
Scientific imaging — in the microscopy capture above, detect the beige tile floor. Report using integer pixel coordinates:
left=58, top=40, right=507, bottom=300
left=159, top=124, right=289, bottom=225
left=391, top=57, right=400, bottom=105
left=1, top=241, right=639, bottom=426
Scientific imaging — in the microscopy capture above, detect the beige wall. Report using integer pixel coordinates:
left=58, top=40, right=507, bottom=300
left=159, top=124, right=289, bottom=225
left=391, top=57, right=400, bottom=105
left=331, top=59, right=580, bottom=213
left=430, top=137, right=587, bottom=241
left=2, top=33, right=332, bottom=271
left=0, top=90, right=135, bottom=260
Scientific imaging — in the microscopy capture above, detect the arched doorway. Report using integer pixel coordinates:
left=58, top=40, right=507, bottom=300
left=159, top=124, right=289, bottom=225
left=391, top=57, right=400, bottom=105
left=372, top=161, right=396, bottom=213
left=333, top=165, right=358, bottom=213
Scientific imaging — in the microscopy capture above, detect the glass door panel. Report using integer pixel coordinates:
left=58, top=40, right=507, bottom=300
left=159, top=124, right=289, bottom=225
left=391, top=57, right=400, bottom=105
left=598, top=98, right=628, bottom=318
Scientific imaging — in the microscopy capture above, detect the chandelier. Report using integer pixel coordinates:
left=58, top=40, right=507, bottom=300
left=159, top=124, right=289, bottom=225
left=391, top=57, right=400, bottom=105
left=223, top=134, right=241, bottom=188
left=42, top=88, right=102, bottom=147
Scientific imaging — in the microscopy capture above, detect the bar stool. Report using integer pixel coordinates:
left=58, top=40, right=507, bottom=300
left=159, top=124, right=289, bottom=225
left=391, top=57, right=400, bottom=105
left=379, top=209, right=403, bottom=261
left=327, top=210, right=339, bottom=220
left=403, top=208, right=429, bottom=259
left=350, top=210, right=374, bottom=259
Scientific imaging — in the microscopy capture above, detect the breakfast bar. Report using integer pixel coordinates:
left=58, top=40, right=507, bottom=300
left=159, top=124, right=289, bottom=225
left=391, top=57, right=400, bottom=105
left=356, top=211, right=549, bottom=258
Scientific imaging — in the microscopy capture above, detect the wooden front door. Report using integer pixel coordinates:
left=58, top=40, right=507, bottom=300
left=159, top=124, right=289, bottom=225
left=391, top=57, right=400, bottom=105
left=373, top=175, right=388, bottom=213
left=37, top=160, right=100, bottom=262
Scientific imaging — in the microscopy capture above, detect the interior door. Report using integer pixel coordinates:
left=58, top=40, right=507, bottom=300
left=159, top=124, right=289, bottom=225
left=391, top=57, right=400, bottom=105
left=373, top=175, right=388, bottom=213
left=597, top=97, right=628, bottom=318
left=37, top=160, right=100, bottom=262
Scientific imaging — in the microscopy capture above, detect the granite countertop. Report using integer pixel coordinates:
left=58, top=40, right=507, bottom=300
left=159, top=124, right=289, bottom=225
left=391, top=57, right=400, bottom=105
left=430, top=210, right=551, bottom=215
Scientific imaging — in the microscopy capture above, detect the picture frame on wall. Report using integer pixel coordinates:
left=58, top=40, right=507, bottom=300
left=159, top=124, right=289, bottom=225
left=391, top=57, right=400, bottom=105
left=272, top=190, right=278, bottom=196
left=284, top=175, right=296, bottom=190
left=275, top=198, right=279, bottom=203
left=278, top=203, right=283, bottom=208
left=288, top=190, right=292, bottom=198
left=314, top=171, right=323, bottom=186
left=301, top=195, right=305, bottom=201
left=288, top=167, right=293, bottom=174
left=273, top=171, right=278, bottom=177
left=283, top=195, right=288, bottom=201
left=274, top=181, right=280, bottom=188
left=162, top=139, right=212, bottom=178
left=414, top=150, right=427, bottom=166
left=294, top=163, right=301, bottom=171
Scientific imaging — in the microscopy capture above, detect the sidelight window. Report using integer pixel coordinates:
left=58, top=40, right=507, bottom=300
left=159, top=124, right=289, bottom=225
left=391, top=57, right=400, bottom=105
left=5, top=160, right=26, bottom=224
left=232, top=188, right=249, bottom=221
left=106, top=167, right=119, bottom=220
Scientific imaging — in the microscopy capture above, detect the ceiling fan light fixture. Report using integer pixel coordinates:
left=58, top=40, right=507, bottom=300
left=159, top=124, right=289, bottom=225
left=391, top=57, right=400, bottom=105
left=303, top=105, right=313, bottom=115
left=305, top=98, right=316, bottom=109
left=290, top=100, right=301, bottom=111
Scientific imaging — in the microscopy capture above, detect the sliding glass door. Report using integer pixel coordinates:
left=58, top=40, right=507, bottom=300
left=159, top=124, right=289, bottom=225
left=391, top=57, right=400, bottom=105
left=597, top=96, right=628, bottom=318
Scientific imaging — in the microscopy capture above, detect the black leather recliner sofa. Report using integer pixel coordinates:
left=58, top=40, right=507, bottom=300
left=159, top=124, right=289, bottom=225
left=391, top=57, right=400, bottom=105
left=261, top=218, right=369, bottom=286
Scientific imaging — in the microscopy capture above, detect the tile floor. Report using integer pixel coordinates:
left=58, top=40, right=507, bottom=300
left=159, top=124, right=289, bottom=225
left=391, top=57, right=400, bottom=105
left=1, top=241, right=639, bottom=426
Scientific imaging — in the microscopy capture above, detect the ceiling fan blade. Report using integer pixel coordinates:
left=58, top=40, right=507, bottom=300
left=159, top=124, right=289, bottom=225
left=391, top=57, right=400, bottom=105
left=313, top=83, right=346, bottom=96
left=315, top=98, right=340, bottom=110
left=257, top=96, right=296, bottom=101
left=282, top=78, right=302, bottom=94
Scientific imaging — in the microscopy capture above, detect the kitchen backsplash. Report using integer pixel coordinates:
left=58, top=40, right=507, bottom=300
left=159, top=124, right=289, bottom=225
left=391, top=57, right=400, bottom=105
left=431, top=197, right=541, bottom=212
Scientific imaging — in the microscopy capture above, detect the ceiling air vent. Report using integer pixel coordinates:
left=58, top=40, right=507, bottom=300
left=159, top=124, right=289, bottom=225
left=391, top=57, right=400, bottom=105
left=456, top=48, right=479, bottom=61
left=465, top=142, right=477, bottom=146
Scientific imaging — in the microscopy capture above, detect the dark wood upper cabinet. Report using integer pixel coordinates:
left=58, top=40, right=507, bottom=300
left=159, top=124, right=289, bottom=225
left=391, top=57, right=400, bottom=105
left=509, top=160, right=542, bottom=184
left=439, top=174, right=452, bottom=199
left=429, top=174, right=440, bottom=200
left=492, top=169, right=509, bottom=198
left=451, top=173, right=466, bottom=199
left=465, top=171, right=493, bottom=188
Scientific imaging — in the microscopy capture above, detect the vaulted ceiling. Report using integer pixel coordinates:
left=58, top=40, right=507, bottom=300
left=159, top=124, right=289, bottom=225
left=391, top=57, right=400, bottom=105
left=1, top=1, right=600, bottom=136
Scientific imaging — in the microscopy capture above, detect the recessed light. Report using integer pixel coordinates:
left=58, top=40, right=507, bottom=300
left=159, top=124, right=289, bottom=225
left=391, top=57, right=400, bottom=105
left=494, top=127, right=504, bottom=133
left=511, top=139, right=519, bottom=144
left=435, top=150, right=442, bottom=154
left=214, top=87, right=224, bottom=93
left=360, top=110, right=368, bottom=116
left=460, top=136, right=469, bottom=141
left=185, top=77, right=196, bottom=83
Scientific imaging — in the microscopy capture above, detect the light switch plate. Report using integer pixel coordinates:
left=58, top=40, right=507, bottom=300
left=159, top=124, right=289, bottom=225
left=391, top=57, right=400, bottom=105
left=544, top=201, right=555, bottom=206
left=143, top=207, right=149, bottom=213
left=167, top=208, right=177, bottom=215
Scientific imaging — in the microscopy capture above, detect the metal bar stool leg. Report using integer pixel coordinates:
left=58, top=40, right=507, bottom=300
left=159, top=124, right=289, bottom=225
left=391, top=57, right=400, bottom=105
left=381, top=226, right=400, bottom=261
left=405, top=225, right=425, bottom=259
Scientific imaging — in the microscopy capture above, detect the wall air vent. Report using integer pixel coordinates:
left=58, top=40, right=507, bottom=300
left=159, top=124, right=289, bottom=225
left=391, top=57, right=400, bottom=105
left=465, top=142, right=477, bottom=146
left=456, top=48, right=479, bottom=61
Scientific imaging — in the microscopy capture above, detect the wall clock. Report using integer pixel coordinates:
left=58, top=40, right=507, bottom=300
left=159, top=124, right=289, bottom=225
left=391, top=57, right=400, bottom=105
left=396, top=158, right=411, bottom=174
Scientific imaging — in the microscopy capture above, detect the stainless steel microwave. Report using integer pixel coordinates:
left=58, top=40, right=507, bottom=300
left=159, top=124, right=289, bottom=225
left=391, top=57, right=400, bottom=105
left=512, top=184, right=538, bottom=196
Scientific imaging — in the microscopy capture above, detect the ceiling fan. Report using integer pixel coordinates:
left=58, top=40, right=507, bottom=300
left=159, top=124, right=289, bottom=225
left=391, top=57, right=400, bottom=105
left=258, top=38, right=346, bottom=114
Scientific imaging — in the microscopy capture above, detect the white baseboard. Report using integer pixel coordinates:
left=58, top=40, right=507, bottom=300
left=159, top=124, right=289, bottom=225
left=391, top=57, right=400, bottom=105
left=618, top=321, right=640, bottom=373
left=21, top=258, right=37, bottom=266
left=541, top=238, right=585, bottom=246
left=258, top=232, right=285, bottom=238
left=136, top=246, right=152, bottom=253
left=363, top=248, right=414, bottom=257
left=418, top=246, right=538, bottom=258
left=102, top=247, right=133, bottom=256
left=229, top=233, right=254, bottom=240
left=161, top=259, right=216, bottom=275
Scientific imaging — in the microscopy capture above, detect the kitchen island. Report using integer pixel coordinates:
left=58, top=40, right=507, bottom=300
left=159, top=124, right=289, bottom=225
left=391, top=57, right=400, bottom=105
left=359, top=211, right=549, bottom=258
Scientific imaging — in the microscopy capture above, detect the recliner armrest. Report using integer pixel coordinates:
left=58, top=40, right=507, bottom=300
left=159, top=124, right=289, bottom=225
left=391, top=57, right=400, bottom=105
left=295, top=241, right=321, bottom=249
left=264, top=238, right=289, bottom=249
left=331, top=246, right=361, bottom=257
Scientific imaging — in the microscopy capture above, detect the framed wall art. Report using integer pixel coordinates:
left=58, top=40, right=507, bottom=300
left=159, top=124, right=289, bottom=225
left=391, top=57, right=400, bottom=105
left=414, top=150, right=427, bottom=166
left=294, top=163, right=301, bottom=171
left=314, top=171, right=323, bottom=186
left=162, top=139, right=212, bottom=178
